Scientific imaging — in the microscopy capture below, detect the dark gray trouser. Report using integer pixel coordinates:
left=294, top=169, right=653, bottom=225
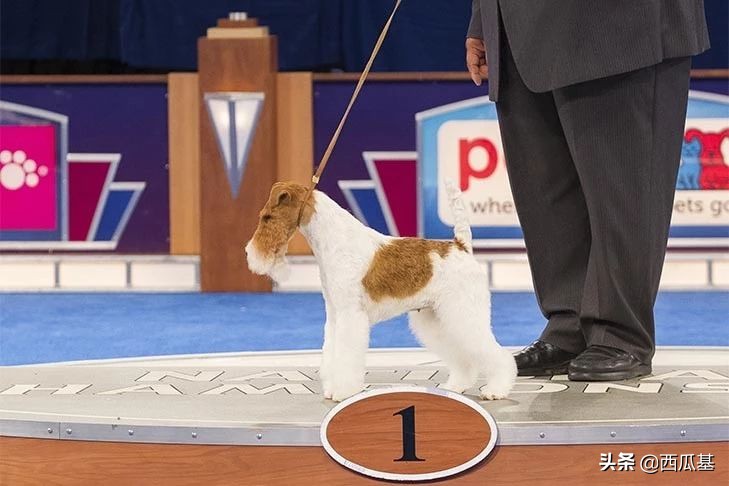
left=495, top=33, right=691, bottom=365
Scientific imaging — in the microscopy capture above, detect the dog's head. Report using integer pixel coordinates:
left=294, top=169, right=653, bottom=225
left=245, top=181, right=314, bottom=280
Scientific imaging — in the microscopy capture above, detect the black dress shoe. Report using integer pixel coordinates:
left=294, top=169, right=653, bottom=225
left=568, top=345, right=651, bottom=381
left=514, top=340, right=579, bottom=376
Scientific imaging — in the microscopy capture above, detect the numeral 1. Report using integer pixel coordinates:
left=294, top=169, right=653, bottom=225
left=393, top=405, right=424, bottom=462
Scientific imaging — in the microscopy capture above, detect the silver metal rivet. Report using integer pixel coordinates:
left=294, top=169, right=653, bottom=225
left=610, top=431, right=616, bottom=438
left=191, top=432, right=197, bottom=439
left=680, top=430, right=687, bottom=437
left=128, top=430, right=134, bottom=436
left=538, top=432, right=545, bottom=439
left=256, top=433, right=263, bottom=440
left=47, top=428, right=53, bottom=434
left=65, top=428, right=72, bottom=435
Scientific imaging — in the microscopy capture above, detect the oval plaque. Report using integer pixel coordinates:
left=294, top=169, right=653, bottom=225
left=320, top=387, right=498, bottom=482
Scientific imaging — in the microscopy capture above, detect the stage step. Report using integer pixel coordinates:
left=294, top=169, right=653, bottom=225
left=1, top=347, right=727, bottom=445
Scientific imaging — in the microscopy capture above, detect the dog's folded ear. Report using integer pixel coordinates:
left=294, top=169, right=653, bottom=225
left=275, top=189, right=291, bottom=206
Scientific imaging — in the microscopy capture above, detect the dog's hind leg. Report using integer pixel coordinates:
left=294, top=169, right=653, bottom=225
left=330, top=307, right=370, bottom=402
left=433, top=297, right=515, bottom=400
left=479, top=345, right=517, bottom=400
left=409, top=309, right=478, bottom=394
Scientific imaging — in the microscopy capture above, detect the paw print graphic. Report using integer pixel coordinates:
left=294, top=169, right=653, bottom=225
left=0, top=150, right=48, bottom=191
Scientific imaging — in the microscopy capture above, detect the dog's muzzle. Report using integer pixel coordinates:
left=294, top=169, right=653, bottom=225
left=245, top=240, right=290, bottom=282
left=245, top=240, right=272, bottom=275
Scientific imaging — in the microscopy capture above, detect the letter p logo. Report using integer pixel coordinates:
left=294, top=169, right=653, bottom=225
left=459, top=138, right=498, bottom=191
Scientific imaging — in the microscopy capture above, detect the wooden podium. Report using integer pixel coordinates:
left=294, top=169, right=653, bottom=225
left=197, top=18, right=277, bottom=292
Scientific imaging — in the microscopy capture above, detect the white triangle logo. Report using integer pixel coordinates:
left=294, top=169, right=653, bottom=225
left=204, top=92, right=264, bottom=198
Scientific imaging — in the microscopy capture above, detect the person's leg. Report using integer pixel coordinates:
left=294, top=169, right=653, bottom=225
left=496, top=31, right=591, bottom=358
left=553, top=57, right=691, bottom=375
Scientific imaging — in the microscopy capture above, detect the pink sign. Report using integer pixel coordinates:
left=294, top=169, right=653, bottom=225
left=0, top=125, right=57, bottom=231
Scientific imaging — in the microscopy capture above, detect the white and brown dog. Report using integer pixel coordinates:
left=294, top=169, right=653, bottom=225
left=245, top=181, right=516, bottom=402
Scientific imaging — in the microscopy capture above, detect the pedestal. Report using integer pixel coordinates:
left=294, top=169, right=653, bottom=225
left=197, top=24, right=277, bottom=291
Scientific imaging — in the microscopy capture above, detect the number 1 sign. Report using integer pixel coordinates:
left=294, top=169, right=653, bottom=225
left=320, top=387, right=498, bottom=482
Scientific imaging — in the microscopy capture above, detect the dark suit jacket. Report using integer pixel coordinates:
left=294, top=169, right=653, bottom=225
left=467, top=0, right=710, bottom=101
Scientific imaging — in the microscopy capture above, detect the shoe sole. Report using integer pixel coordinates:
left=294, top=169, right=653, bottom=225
left=517, top=362, right=571, bottom=377
left=568, top=365, right=652, bottom=382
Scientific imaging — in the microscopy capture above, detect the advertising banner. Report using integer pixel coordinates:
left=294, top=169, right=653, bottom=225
left=0, top=84, right=168, bottom=253
left=316, top=80, right=729, bottom=248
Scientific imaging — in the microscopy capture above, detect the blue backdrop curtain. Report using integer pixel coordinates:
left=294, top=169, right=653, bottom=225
left=340, top=0, right=471, bottom=71
left=0, top=0, right=726, bottom=73
left=117, top=0, right=341, bottom=71
left=1, top=0, right=121, bottom=61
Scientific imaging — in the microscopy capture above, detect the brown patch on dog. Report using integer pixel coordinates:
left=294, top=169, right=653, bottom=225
left=362, top=238, right=459, bottom=301
left=250, top=182, right=316, bottom=258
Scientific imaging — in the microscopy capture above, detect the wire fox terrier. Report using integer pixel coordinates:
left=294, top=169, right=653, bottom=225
left=245, top=181, right=516, bottom=402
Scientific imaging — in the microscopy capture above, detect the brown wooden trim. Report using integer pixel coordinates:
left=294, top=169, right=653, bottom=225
left=168, top=73, right=201, bottom=256
left=217, top=18, right=259, bottom=28
left=313, top=69, right=729, bottom=82
left=691, top=69, right=729, bottom=79
left=312, top=72, right=477, bottom=82
left=0, top=74, right=169, bottom=84
left=1, top=69, right=725, bottom=86
left=276, top=72, right=314, bottom=255
left=0, top=437, right=725, bottom=485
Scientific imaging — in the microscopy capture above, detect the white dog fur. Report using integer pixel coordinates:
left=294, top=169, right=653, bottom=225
left=246, top=181, right=516, bottom=402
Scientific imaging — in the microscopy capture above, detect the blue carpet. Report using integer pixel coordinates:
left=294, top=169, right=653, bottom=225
left=0, top=292, right=727, bottom=365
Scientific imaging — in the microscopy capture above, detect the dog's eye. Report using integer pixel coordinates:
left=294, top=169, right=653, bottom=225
left=262, top=214, right=272, bottom=223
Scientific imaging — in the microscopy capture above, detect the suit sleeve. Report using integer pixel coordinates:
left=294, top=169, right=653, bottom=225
left=467, top=0, right=483, bottom=39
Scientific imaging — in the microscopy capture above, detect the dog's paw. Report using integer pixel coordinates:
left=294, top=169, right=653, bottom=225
left=321, top=378, right=333, bottom=399
left=440, top=378, right=472, bottom=394
left=479, top=385, right=511, bottom=401
left=329, top=383, right=364, bottom=402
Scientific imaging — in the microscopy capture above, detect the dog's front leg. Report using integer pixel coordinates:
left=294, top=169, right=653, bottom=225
left=320, top=299, right=336, bottom=399
left=330, top=308, right=369, bottom=402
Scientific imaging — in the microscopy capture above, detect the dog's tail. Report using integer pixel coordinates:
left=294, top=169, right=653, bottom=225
left=444, top=179, right=473, bottom=254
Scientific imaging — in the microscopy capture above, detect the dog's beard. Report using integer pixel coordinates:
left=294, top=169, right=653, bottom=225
left=268, top=256, right=290, bottom=283
left=245, top=240, right=290, bottom=283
